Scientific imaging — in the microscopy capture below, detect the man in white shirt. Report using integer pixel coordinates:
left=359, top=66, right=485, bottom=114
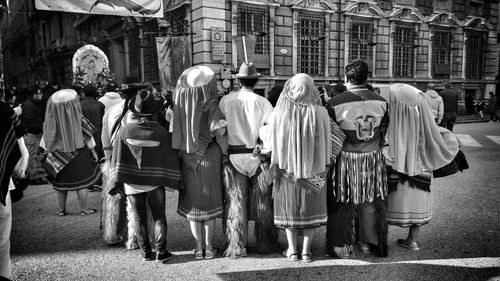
left=219, top=62, right=279, bottom=258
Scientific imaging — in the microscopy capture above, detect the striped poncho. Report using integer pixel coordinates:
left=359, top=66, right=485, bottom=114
left=112, top=119, right=181, bottom=189
left=0, top=102, right=24, bottom=205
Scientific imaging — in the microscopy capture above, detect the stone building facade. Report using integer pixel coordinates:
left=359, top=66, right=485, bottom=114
left=175, top=0, right=499, bottom=100
left=1, top=0, right=499, bottom=103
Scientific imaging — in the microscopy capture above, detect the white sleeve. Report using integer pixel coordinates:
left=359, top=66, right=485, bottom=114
left=258, top=111, right=275, bottom=154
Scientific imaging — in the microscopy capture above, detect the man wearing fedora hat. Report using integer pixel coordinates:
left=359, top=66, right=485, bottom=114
left=219, top=62, right=279, bottom=258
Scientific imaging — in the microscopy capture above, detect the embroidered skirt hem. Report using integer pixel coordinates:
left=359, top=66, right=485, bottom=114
left=51, top=147, right=101, bottom=191
left=177, top=206, right=223, bottom=221
left=387, top=180, right=432, bottom=227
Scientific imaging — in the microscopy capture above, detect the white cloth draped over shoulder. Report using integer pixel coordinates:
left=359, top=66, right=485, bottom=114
left=384, top=83, right=459, bottom=176
left=266, top=73, right=331, bottom=179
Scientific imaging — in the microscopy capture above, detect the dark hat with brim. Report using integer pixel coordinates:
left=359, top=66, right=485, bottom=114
left=120, top=83, right=148, bottom=97
left=233, top=62, right=262, bottom=79
left=128, top=90, right=162, bottom=116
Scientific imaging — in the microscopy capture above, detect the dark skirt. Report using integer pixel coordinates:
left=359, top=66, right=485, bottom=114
left=273, top=173, right=327, bottom=230
left=50, top=147, right=101, bottom=191
left=177, top=142, right=223, bottom=221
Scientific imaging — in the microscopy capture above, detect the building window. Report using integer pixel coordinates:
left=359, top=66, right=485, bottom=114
left=237, top=5, right=269, bottom=55
left=432, top=30, right=451, bottom=78
left=465, top=31, right=484, bottom=79
left=393, top=23, right=415, bottom=78
left=467, top=1, right=484, bottom=18
left=168, top=7, right=188, bottom=34
left=349, top=18, right=373, bottom=75
left=298, top=12, right=325, bottom=76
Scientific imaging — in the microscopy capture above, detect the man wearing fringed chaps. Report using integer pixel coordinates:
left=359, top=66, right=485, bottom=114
left=325, top=60, right=389, bottom=258
left=219, top=62, right=279, bottom=258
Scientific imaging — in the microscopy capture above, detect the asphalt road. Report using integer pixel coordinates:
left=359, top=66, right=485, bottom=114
left=9, top=122, right=500, bottom=281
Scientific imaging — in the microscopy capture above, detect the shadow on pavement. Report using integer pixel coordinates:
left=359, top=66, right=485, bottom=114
left=217, top=263, right=500, bottom=281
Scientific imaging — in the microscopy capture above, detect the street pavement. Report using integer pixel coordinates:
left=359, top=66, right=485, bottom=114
left=9, top=122, right=500, bottom=281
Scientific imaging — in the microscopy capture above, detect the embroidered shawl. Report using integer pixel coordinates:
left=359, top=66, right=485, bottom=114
left=112, top=120, right=181, bottom=188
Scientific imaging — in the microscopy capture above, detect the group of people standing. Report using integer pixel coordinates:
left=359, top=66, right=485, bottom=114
left=1, top=59, right=462, bottom=279
left=95, top=59, right=460, bottom=264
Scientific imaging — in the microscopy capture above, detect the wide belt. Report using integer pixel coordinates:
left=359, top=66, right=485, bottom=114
left=228, top=145, right=254, bottom=154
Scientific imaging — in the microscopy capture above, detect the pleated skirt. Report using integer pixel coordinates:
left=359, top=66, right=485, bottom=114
left=273, top=174, right=327, bottom=230
left=177, top=142, right=223, bottom=221
left=387, top=180, right=432, bottom=227
left=51, top=147, right=101, bottom=191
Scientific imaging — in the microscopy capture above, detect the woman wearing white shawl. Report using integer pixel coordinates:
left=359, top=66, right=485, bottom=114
left=262, top=74, right=330, bottom=262
left=384, top=84, right=459, bottom=250
left=43, top=89, right=101, bottom=216
left=172, top=66, right=226, bottom=259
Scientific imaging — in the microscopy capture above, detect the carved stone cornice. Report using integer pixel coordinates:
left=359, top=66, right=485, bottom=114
left=388, top=7, right=424, bottom=23
left=344, top=1, right=383, bottom=19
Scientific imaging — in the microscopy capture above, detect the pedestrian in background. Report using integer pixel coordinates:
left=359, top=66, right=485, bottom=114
left=488, top=91, right=499, bottom=123
left=266, top=85, right=283, bottom=107
left=325, top=82, right=347, bottom=103
left=21, top=86, right=47, bottom=185
left=261, top=73, right=331, bottom=263
left=0, top=100, right=29, bottom=281
left=98, top=82, right=122, bottom=109
left=465, top=92, right=475, bottom=116
left=384, top=83, right=459, bottom=251
left=80, top=84, right=105, bottom=162
left=111, top=90, right=181, bottom=262
left=439, top=81, right=459, bottom=131
left=318, top=86, right=328, bottom=106
left=423, top=83, right=444, bottom=125
left=42, top=89, right=100, bottom=216
left=477, top=99, right=486, bottom=120
left=172, top=66, right=227, bottom=259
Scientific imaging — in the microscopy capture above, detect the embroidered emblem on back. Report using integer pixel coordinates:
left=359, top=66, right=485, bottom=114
left=354, top=115, right=376, bottom=141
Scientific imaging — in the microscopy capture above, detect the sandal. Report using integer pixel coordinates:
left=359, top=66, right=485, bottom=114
left=397, top=239, right=420, bottom=251
left=193, top=249, right=204, bottom=260
left=281, top=249, right=299, bottom=261
left=301, top=253, right=312, bottom=263
left=80, top=208, right=97, bottom=216
left=56, top=210, right=66, bottom=216
left=205, top=248, right=218, bottom=259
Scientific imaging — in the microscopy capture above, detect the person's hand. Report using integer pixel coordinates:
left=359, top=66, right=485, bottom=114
left=90, top=149, right=99, bottom=163
left=13, top=105, right=22, bottom=116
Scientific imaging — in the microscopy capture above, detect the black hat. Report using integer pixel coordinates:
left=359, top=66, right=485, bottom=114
left=128, top=90, right=162, bottom=116
left=120, top=76, right=147, bottom=97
